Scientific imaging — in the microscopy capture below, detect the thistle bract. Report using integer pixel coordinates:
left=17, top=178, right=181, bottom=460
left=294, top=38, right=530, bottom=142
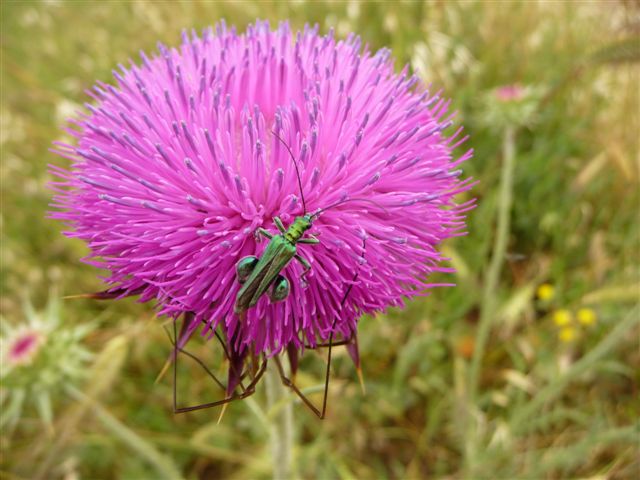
left=50, top=21, right=474, bottom=356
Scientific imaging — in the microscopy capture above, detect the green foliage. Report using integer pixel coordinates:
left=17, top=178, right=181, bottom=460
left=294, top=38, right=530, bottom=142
left=1, top=1, right=638, bottom=479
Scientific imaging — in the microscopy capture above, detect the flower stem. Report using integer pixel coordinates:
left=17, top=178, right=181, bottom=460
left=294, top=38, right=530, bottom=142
left=265, top=359, right=294, bottom=480
left=470, top=125, right=516, bottom=399
left=464, top=126, right=516, bottom=475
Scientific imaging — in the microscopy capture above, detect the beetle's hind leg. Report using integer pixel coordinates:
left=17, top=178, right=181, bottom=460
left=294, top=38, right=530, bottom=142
left=274, top=264, right=363, bottom=419
left=170, top=313, right=268, bottom=414
left=276, top=237, right=367, bottom=418
left=273, top=355, right=324, bottom=418
left=173, top=357, right=267, bottom=413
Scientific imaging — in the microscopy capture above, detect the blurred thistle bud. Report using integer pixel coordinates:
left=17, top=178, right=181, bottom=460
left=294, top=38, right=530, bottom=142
left=0, top=295, right=94, bottom=430
left=495, top=84, right=526, bottom=102
left=480, top=83, right=544, bottom=130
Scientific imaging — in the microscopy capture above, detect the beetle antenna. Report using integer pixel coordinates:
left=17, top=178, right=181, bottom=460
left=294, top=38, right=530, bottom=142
left=313, top=197, right=389, bottom=218
left=272, top=130, right=307, bottom=214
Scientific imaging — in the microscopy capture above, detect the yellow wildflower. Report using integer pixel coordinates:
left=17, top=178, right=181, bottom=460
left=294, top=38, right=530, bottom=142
left=537, top=283, right=555, bottom=301
left=577, top=308, right=597, bottom=326
left=552, top=309, right=572, bottom=327
left=558, top=327, right=577, bottom=343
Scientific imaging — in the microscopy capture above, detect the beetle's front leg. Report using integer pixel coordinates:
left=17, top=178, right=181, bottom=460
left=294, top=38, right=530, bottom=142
left=255, top=228, right=273, bottom=242
left=273, top=216, right=287, bottom=234
left=295, top=254, right=312, bottom=288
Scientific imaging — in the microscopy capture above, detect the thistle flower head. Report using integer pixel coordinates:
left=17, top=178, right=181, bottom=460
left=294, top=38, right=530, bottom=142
left=484, top=83, right=543, bottom=129
left=50, top=21, right=474, bottom=356
left=495, top=84, right=525, bottom=102
left=4, top=329, right=44, bottom=367
left=0, top=297, right=93, bottom=428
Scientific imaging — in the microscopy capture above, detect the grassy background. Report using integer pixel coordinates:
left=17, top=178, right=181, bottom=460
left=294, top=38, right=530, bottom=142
left=1, top=1, right=639, bottom=479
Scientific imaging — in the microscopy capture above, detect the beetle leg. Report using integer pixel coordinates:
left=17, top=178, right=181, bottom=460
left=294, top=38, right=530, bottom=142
left=256, top=228, right=273, bottom=242
left=274, top=247, right=364, bottom=419
left=273, top=216, right=287, bottom=234
left=295, top=254, right=311, bottom=287
left=274, top=355, right=323, bottom=418
left=174, top=356, right=267, bottom=414
left=170, top=315, right=272, bottom=414
left=298, top=235, right=319, bottom=244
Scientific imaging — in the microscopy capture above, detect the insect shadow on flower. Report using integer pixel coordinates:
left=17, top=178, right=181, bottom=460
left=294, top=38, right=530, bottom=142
left=167, top=131, right=371, bottom=419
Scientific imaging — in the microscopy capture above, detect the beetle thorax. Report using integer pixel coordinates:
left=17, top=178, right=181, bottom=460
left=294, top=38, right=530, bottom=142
left=284, top=216, right=312, bottom=243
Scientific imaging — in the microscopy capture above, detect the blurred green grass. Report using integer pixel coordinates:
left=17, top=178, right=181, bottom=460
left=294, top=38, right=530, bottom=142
left=1, top=1, right=639, bottom=479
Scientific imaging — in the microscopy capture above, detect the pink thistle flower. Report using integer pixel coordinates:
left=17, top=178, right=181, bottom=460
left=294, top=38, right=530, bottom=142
left=5, top=329, right=44, bottom=367
left=50, top=21, right=474, bottom=358
left=495, top=84, right=525, bottom=102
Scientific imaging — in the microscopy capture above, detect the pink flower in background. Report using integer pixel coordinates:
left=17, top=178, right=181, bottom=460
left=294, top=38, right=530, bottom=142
left=5, top=330, right=44, bottom=367
left=495, top=84, right=525, bottom=102
left=50, top=21, right=474, bottom=357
